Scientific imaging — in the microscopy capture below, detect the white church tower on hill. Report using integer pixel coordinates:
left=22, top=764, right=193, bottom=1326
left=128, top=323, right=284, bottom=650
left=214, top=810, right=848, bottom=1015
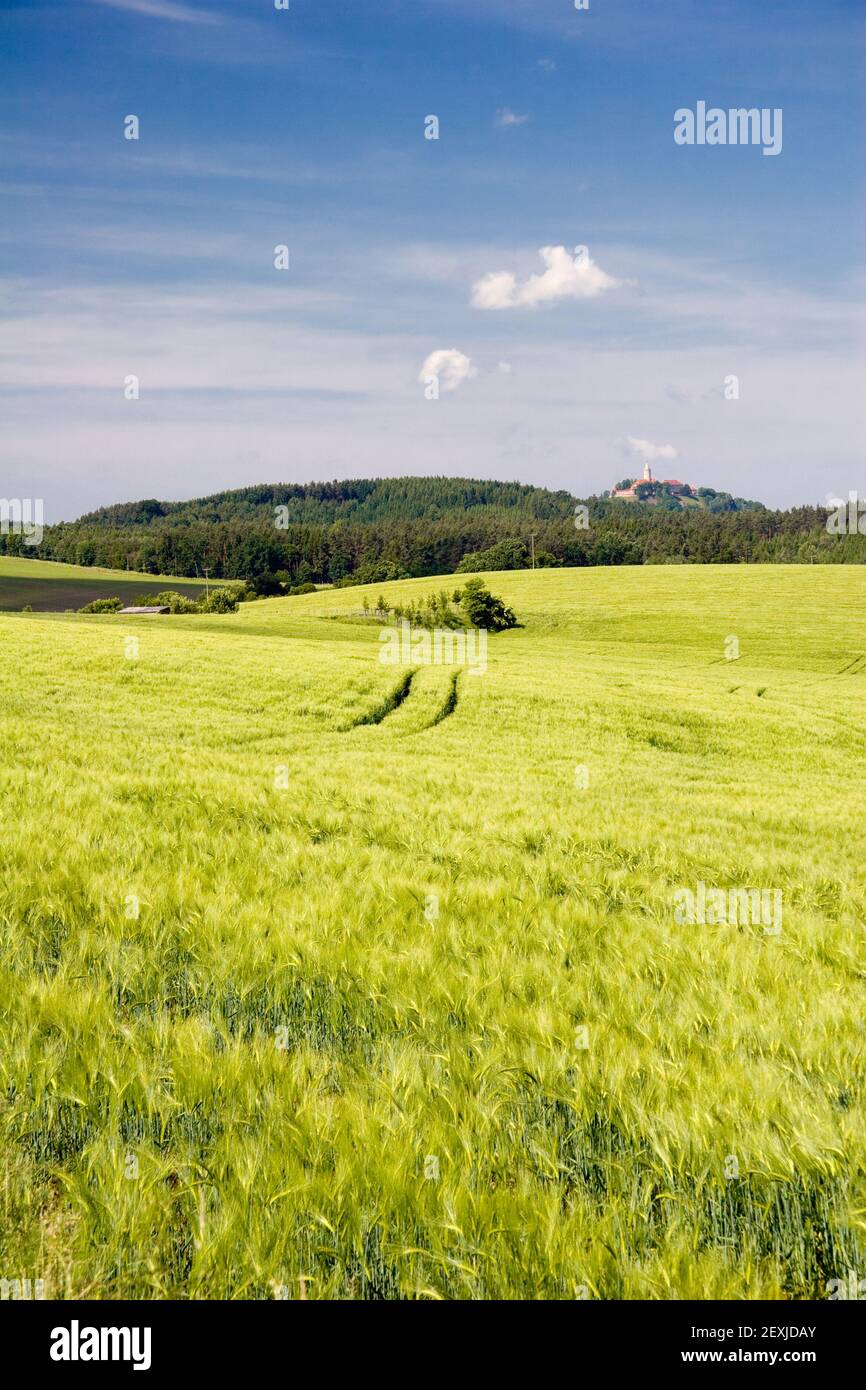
left=642, top=462, right=655, bottom=483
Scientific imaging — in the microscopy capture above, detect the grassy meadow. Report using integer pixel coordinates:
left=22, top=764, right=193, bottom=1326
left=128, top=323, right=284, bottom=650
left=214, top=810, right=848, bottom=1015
left=0, top=556, right=217, bottom=612
left=0, top=563, right=864, bottom=1300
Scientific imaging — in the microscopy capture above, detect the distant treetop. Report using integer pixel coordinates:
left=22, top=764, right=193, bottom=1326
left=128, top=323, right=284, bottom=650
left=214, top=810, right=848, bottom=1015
left=71, top=477, right=578, bottom=529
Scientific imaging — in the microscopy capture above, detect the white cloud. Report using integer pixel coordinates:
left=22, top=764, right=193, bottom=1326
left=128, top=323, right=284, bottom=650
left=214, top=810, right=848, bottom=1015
left=2, top=278, right=861, bottom=515
left=471, top=245, right=621, bottom=310
left=90, top=0, right=221, bottom=24
left=497, top=361, right=514, bottom=374
left=536, top=58, right=557, bottom=72
left=626, top=436, right=679, bottom=463
left=418, top=348, right=477, bottom=392
left=495, top=108, right=530, bottom=128
left=470, top=271, right=520, bottom=310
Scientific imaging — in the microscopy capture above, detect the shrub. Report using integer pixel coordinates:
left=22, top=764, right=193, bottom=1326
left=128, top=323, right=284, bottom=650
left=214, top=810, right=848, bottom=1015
left=375, top=582, right=517, bottom=633
left=415, top=589, right=465, bottom=629
left=198, top=588, right=239, bottom=614
left=225, top=582, right=256, bottom=603
left=79, top=597, right=123, bottom=613
left=124, top=588, right=240, bottom=614
left=458, top=579, right=517, bottom=632
left=249, top=572, right=284, bottom=597
left=138, top=591, right=199, bottom=614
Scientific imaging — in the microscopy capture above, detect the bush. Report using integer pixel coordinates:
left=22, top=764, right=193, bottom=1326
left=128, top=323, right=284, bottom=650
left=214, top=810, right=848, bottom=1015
left=79, top=597, right=123, bottom=613
left=248, top=572, right=284, bottom=597
left=138, top=590, right=199, bottom=614
left=287, top=582, right=317, bottom=596
left=375, top=582, right=518, bottom=632
left=198, top=588, right=239, bottom=614
left=458, top=579, right=517, bottom=632
left=402, top=589, right=465, bottom=630
left=225, top=582, right=256, bottom=603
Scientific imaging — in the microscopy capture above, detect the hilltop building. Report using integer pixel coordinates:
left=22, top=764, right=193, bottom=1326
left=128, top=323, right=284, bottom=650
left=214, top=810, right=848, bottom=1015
left=611, top=462, right=688, bottom=500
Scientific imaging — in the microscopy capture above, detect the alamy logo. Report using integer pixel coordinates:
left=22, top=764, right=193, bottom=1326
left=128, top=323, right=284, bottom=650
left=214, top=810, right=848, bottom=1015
left=674, top=882, right=782, bottom=935
left=827, top=1270, right=866, bottom=1300
left=674, top=102, right=782, bottom=156
left=379, top=619, right=487, bottom=676
left=0, top=1276, right=44, bottom=1299
left=825, top=492, right=866, bottom=535
left=50, top=1321, right=152, bottom=1371
left=0, top=498, right=44, bottom=546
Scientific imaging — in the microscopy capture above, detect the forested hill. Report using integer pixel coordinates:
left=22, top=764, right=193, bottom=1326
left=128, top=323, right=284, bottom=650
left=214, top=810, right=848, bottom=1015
left=6, top=478, right=860, bottom=584
left=73, top=477, right=577, bottom=529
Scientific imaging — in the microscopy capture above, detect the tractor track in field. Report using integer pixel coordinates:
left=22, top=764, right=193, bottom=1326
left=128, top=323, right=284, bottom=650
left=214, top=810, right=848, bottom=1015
left=836, top=653, right=866, bottom=676
left=347, top=669, right=462, bottom=733
left=427, top=671, right=460, bottom=728
left=349, top=669, right=416, bottom=727
left=767, top=653, right=866, bottom=696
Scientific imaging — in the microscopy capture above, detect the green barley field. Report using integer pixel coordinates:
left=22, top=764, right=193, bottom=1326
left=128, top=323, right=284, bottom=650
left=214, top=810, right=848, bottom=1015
left=1, top=562, right=864, bottom=1300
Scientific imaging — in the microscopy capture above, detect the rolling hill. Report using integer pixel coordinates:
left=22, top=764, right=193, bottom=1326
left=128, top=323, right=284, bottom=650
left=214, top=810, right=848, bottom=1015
left=6, top=476, right=854, bottom=589
left=70, top=477, right=578, bottom=528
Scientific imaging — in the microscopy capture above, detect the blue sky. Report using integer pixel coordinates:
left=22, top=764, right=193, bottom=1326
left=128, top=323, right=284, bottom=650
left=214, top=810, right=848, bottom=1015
left=1, top=0, right=864, bottom=517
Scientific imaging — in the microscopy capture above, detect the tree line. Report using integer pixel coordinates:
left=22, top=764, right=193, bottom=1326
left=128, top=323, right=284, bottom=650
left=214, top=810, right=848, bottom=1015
left=5, top=502, right=861, bottom=582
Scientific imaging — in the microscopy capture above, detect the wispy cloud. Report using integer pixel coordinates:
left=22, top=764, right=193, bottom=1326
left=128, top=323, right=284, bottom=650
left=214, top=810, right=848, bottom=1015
left=495, top=108, right=530, bottom=128
left=90, top=0, right=222, bottom=25
left=626, top=436, right=679, bottom=464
